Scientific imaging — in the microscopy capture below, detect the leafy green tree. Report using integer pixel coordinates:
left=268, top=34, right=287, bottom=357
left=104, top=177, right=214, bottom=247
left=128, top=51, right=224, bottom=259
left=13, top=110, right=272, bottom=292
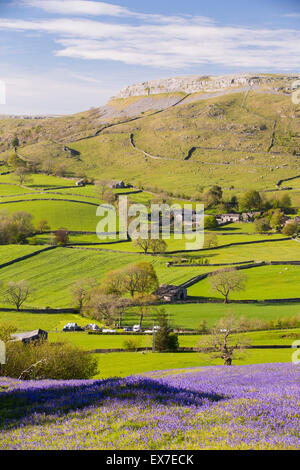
left=254, top=218, right=271, bottom=234
left=204, top=186, right=223, bottom=207
left=11, top=136, right=19, bottom=149
left=269, top=209, right=284, bottom=231
left=239, top=190, right=262, bottom=212
left=204, top=215, right=218, bottom=230
left=154, top=309, right=178, bottom=352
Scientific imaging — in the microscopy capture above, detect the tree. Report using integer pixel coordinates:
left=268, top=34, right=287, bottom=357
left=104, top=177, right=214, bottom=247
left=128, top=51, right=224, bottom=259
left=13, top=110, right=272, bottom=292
left=239, top=190, right=262, bottom=212
left=153, top=309, right=178, bottom=352
left=204, top=215, right=218, bottom=230
left=55, top=228, right=69, bottom=246
left=101, top=268, right=125, bottom=296
left=269, top=209, right=284, bottom=231
left=254, top=218, right=270, bottom=234
left=203, top=233, right=218, bottom=249
left=86, top=293, right=119, bottom=326
left=115, top=297, right=131, bottom=328
left=11, top=136, right=19, bottom=149
left=14, top=166, right=33, bottom=186
left=103, top=190, right=116, bottom=205
left=70, top=278, right=96, bottom=312
left=210, top=269, right=247, bottom=304
left=96, top=180, right=109, bottom=199
left=150, top=239, right=167, bottom=254
left=133, top=237, right=152, bottom=254
left=204, top=186, right=223, bottom=207
left=122, top=262, right=159, bottom=297
left=279, top=194, right=292, bottom=213
left=10, top=211, right=34, bottom=242
left=36, top=219, right=51, bottom=233
left=0, top=323, right=17, bottom=343
left=197, top=313, right=249, bottom=365
left=4, top=280, right=33, bottom=310
left=282, top=221, right=299, bottom=236
left=135, top=294, right=157, bottom=329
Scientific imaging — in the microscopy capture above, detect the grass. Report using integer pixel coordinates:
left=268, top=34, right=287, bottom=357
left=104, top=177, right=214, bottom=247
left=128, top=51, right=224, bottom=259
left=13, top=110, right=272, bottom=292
left=169, top=302, right=300, bottom=329
left=188, top=264, right=300, bottom=300
left=47, top=328, right=300, bottom=352
left=0, top=311, right=92, bottom=331
left=2, top=301, right=300, bottom=334
left=92, top=349, right=294, bottom=379
left=0, top=248, right=223, bottom=308
left=0, top=245, right=44, bottom=265
left=188, top=239, right=299, bottom=263
left=1, top=200, right=100, bottom=231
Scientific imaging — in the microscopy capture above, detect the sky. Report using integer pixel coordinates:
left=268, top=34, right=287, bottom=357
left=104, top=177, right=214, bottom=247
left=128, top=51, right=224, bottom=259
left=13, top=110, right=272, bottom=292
left=0, top=0, right=299, bottom=115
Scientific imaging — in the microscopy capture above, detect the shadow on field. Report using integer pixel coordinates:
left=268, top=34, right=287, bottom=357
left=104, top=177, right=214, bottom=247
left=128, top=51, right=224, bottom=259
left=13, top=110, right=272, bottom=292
left=0, top=376, right=226, bottom=430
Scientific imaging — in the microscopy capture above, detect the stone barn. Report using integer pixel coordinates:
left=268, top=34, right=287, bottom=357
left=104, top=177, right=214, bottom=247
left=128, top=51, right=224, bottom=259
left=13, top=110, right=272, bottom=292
left=108, top=180, right=126, bottom=189
left=11, top=329, right=48, bottom=344
left=153, top=285, right=187, bottom=302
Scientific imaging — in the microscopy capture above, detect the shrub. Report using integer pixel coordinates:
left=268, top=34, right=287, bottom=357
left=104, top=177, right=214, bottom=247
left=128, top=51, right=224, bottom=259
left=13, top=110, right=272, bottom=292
left=1, top=342, right=98, bottom=380
left=122, top=338, right=142, bottom=351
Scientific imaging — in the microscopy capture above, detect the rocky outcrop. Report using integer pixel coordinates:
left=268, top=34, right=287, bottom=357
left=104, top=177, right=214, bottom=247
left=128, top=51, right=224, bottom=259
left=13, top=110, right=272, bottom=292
left=115, top=74, right=299, bottom=98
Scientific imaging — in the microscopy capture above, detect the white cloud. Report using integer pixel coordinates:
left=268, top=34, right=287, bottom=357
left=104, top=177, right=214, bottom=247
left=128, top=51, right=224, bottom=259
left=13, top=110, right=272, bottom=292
left=0, top=4, right=299, bottom=70
left=283, top=13, right=300, bottom=18
left=0, top=67, right=118, bottom=114
left=20, top=0, right=132, bottom=17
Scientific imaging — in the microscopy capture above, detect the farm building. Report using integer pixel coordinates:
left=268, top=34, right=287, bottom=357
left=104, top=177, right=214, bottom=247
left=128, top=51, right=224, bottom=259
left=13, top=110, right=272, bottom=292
left=215, top=213, right=241, bottom=225
left=108, top=180, right=126, bottom=189
left=154, top=285, right=187, bottom=302
left=241, top=212, right=261, bottom=222
left=285, top=216, right=300, bottom=226
left=11, top=329, right=48, bottom=344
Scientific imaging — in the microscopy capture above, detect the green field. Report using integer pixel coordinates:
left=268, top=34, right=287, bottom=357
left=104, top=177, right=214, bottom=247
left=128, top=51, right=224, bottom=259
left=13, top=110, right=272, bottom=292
left=47, top=328, right=300, bottom=351
left=188, top=265, right=300, bottom=300
left=1, top=200, right=99, bottom=231
left=92, top=349, right=294, bottom=379
left=0, top=248, right=223, bottom=308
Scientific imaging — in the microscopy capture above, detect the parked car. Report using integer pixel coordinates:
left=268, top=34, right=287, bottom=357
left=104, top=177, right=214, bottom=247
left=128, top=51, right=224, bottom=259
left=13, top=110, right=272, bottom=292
left=84, top=324, right=101, bottom=331
left=123, top=326, right=133, bottom=332
left=102, top=329, right=117, bottom=333
left=144, top=329, right=153, bottom=334
left=133, top=325, right=142, bottom=332
left=62, top=323, right=84, bottom=332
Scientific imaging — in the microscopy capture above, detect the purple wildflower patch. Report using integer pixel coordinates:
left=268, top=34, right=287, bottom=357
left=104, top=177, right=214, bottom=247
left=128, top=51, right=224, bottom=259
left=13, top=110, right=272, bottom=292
left=0, top=363, right=299, bottom=450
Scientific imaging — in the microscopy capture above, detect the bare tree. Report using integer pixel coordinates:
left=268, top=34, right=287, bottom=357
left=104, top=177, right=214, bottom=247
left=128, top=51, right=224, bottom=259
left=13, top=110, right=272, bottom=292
left=95, top=180, right=110, bottom=199
left=198, top=313, right=250, bottom=366
left=86, top=293, right=119, bottom=326
left=14, top=166, right=33, bottom=186
left=133, top=237, right=152, bottom=254
left=115, top=297, right=131, bottom=328
left=70, top=278, right=97, bottom=312
left=5, top=280, right=33, bottom=310
left=135, top=294, right=157, bottom=329
left=36, top=219, right=51, bottom=233
left=210, top=269, right=247, bottom=304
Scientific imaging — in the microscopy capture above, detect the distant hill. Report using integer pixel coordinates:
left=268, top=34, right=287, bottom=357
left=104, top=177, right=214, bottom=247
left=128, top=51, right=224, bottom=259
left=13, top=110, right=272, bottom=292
left=0, top=74, right=300, bottom=198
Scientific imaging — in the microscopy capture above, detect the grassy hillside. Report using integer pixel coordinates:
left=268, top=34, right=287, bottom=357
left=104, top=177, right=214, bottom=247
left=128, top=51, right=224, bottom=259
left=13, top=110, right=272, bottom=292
left=1, top=85, right=298, bottom=197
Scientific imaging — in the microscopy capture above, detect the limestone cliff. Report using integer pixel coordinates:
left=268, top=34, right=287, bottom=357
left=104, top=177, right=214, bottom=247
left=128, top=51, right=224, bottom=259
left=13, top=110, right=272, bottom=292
left=115, top=74, right=299, bottom=98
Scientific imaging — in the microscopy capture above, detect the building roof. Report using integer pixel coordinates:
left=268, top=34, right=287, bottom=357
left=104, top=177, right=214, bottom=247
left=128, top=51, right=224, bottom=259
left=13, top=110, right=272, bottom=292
left=154, top=284, right=186, bottom=296
left=11, top=329, right=48, bottom=342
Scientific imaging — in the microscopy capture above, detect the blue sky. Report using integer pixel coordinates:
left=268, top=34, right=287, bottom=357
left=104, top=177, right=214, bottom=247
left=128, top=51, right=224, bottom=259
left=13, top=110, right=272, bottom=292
left=0, top=0, right=299, bottom=115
